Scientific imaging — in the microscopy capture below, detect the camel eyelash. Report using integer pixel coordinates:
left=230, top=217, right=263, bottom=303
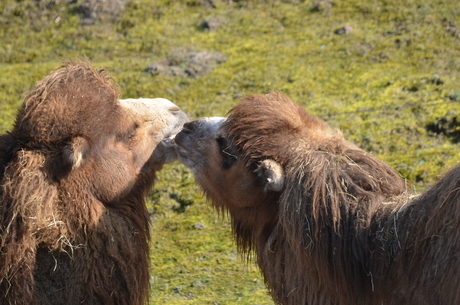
left=217, top=137, right=238, bottom=160
left=222, top=147, right=238, bottom=160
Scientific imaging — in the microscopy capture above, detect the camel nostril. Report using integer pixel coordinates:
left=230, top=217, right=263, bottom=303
left=169, top=106, right=181, bottom=115
left=180, top=121, right=195, bottom=134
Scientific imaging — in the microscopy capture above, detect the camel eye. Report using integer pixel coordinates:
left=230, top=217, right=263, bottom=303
left=216, top=136, right=226, bottom=148
left=119, top=124, right=138, bottom=143
left=217, top=136, right=238, bottom=169
left=127, top=133, right=136, bottom=142
left=217, top=137, right=237, bottom=158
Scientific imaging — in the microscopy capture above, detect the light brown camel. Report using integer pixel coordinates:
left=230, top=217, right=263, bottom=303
left=0, top=62, right=188, bottom=305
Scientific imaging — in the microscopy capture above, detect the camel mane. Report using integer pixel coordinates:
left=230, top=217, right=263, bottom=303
left=224, top=92, right=407, bottom=239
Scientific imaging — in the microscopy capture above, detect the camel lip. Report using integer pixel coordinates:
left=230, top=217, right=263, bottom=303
left=161, top=112, right=189, bottom=144
left=162, top=133, right=176, bottom=144
left=172, top=131, right=185, bottom=147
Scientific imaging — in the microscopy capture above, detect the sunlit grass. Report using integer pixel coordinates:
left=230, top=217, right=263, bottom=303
left=1, top=0, right=460, bottom=303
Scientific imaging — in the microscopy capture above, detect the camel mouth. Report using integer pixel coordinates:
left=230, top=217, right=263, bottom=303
left=162, top=133, right=177, bottom=144
left=161, top=111, right=189, bottom=144
left=162, top=121, right=185, bottom=144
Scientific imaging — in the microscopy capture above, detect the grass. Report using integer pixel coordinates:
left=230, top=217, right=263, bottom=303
left=1, top=0, right=460, bottom=303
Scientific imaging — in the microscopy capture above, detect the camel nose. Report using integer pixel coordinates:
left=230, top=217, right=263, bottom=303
left=182, top=117, right=226, bottom=133
left=180, top=121, right=196, bottom=134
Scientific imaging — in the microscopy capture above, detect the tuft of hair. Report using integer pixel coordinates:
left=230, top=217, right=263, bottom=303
left=14, top=60, right=120, bottom=146
left=224, top=92, right=330, bottom=166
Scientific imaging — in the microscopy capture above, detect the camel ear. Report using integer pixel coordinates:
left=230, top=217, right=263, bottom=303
left=62, top=137, right=90, bottom=170
left=256, top=159, right=285, bottom=192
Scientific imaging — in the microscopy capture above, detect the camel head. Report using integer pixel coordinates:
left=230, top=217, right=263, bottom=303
left=175, top=115, right=284, bottom=249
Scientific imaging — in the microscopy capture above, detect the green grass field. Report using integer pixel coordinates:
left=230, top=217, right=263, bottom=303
left=1, top=0, right=460, bottom=303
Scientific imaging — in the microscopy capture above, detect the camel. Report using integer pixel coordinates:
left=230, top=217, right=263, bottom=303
left=174, top=92, right=460, bottom=305
left=0, top=61, right=188, bottom=305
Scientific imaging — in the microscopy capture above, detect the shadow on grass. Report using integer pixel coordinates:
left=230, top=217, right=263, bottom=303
left=170, top=193, right=194, bottom=213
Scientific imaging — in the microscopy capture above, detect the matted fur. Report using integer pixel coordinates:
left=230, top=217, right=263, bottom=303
left=0, top=62, right=185, bottom=305
left=175, top=92, right=460, bottom=304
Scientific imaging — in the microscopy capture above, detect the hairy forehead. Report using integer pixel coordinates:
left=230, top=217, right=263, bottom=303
left=196, top=117, right=227, bottom=136
left=220, top=93, right=338, bottom=166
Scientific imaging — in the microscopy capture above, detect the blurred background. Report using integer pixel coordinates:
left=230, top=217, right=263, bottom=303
left=1, top=0, right=459, bottom=303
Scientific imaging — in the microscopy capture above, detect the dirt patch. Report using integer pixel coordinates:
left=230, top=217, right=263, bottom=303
left=72, top=0, right=127, bottom=25
left=197, top=16, right=224, bottom=32
left=147, top=49, right=227, bottom=78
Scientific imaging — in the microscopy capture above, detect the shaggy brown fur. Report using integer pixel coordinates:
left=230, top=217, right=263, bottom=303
left=175, top=92, right=460, bottom=305
left=0, top=62, right=187, bottom=305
